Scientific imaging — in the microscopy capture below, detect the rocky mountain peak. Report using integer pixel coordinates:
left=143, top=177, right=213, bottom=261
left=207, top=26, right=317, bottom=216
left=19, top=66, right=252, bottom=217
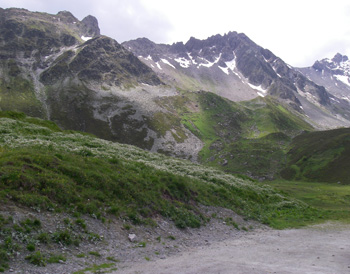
left=57, top=10, right=78, bottom=23
left=313, top=53, right=349, bottom=72
left=81, top=15, right=100, bottom=37
left=332, top=53, right=348, bottom=64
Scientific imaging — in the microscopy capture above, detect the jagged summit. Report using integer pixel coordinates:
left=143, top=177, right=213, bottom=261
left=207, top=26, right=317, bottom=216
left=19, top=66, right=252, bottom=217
left=1, top=7, right=350, bottom=164
left=81, top=15, right=100, bottom=37
left=331, top=53, right=349, bottom=63
left=298, top=53, right=350, bottom=108
left=312, top=53, right=349, bottom=74
left=123, top=32, right=334, bottom=113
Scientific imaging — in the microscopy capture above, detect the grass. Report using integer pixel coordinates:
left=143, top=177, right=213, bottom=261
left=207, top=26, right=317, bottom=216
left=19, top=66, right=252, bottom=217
left=0, top=110, right=348, bottom=272
left=0, top=110, right=334, bottom=271
left=0, top=73, right=45, bottom=119
left=0, top=111, right=320, bottom=231
left=266, top=180, right=350, bottom=223
left=88, top=251, right=102, bottom=257
left=178, top=92, right=313, bottom=179
left=281, top=128, right=350, bottom=184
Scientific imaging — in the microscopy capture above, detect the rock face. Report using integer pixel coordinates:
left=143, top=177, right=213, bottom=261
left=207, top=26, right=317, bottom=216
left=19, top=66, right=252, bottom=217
left=0, top=8, right=202, bottom=161
left=298, top=53, right=350, bottom=102
left=1, top=7, right=350, bottom=165
left=81, top=15, right=100, bottom=37
left=123, top=34, right=350, bottom=128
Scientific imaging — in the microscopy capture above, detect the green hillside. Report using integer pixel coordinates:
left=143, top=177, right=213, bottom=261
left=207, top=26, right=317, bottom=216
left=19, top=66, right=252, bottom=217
left=281, top=128, right=350, bottom=184
left=177, top=92, right=313, bottom=179
left=0, top=111, right=318, bottom=226
left=0, top=111, right=326, bottom=270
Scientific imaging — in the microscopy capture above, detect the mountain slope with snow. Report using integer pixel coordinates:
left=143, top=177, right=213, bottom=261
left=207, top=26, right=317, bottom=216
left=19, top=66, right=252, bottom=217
left=298, top=53, right=350, bottom=104
left=124, top=35, right=350, bottom=129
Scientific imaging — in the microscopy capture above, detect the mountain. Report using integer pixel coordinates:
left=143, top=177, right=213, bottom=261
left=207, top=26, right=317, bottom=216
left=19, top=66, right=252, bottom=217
left=1, top=7, right=350, bottom=179
left=298, top=53, right=350, bottom=104
left=0, top=8, right=202, bottom=160
left=123, top=34, right=350, bottom=129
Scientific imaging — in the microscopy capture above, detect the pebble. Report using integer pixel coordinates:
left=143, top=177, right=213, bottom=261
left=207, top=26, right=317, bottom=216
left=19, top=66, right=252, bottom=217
left=128, top=233, right=137, bottom=242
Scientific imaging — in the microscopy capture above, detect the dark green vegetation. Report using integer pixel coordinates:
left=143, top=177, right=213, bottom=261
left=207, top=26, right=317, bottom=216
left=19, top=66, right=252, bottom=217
left=0, top=111, right=328, bottom=271
left=0, top=214, right=80, bottom=271
left=173, top=91, right=313, bottom=179
left=0, top=111, right=320, bottom=227
left=266, top=180, right=350, bottom=223
left=281, top=128, right=350, bottom=184
left=0, top=71, right=45, bottom=118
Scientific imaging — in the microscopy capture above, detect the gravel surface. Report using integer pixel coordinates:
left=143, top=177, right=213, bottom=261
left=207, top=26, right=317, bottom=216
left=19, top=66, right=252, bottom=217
left=2, top=206, right=259, bottom=274
left=4, top=204, right=349, bottom=274
left=116, top=222, right=350, bottom=274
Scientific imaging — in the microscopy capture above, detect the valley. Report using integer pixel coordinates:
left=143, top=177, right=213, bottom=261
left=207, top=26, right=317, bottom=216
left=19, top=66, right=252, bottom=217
left=0, top=7, right=349, bottom=274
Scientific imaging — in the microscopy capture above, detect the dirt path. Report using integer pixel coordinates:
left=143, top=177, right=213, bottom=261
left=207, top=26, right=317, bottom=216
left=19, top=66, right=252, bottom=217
left=116, top=222, right=350, bottom=274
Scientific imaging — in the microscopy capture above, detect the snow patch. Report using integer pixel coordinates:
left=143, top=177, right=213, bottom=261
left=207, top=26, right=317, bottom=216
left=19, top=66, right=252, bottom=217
left=197, top=53, right=221, bottom=68
left=225, top=58, right=236, bottom=71
left=174, top=57, right=191, bottom=68
left=81, top=36, right=92, bottom=41
left=145, top=55, right=153, bottom=61
left=257, top=92, right=265, bottom=97
left=218, top=58, right=236, bottom=76
left=341, top=96, right=350, bottom=102
left=248, top=83, right=267, bottom=93
left=187, top=53, right=197, bottom=64
left=334, top=75, right=350, bottom=87
left=330, top=97, right=340, bottom=103
left=218, top=66, right=229, bottom=75
left=156, top=62, right=162, bottom=70
left=271, top=65, right=281, bottom=77
left=161, top=58, right=176, bottom=69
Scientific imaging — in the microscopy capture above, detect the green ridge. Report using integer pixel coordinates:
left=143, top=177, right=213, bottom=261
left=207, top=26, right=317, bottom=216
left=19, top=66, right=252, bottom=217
left=281, top=128, right=350, bottom=184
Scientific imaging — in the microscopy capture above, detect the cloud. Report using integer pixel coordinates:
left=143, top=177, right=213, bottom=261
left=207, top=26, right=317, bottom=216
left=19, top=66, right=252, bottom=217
left=92, top=0, right=174, bottom=43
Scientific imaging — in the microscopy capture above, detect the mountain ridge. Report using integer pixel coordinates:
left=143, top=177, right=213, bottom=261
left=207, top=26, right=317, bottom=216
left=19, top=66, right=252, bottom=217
left=123, top=33, right=350, bottom=129
left=1, top=7, right=350, bottom=170
left=298, top=53, right=350, bottom=102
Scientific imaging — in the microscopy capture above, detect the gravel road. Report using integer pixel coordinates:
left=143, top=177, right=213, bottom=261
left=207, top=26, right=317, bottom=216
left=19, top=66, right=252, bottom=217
left=116, top=222, right=350, bottom=274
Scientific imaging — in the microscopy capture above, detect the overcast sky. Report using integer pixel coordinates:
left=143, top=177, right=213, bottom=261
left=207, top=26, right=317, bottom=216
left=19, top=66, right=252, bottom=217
left=1, top=0, right=349, bottom=67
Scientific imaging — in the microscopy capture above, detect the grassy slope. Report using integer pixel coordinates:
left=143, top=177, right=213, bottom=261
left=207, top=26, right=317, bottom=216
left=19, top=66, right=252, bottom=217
left=266, top=180, right=350, bottom=223
left=0, top=111, right=319, bottom=230
left=175, top=91, right=313, bottom=179
left=0, top=65, right=45, bottom=118
left=281, top=128, right=350, bottom=184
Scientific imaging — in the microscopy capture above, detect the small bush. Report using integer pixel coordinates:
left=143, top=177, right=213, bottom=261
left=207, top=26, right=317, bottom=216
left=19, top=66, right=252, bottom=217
left=37, top=232, right=50, bottom=244
left=26, top=243, right=36, bottom=251
left=106, top=256, right=119, bottom=262
left=25, top=251, right=46, bottom=266
left=88, top=251, right=101, bottom=257
left=52, top=230, right=72, bottom=245
left=75, top=218, right=87, bottom=230
left=47, top=254, right=66, bottom=264
left=137, top=242, right=146, bottom=248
